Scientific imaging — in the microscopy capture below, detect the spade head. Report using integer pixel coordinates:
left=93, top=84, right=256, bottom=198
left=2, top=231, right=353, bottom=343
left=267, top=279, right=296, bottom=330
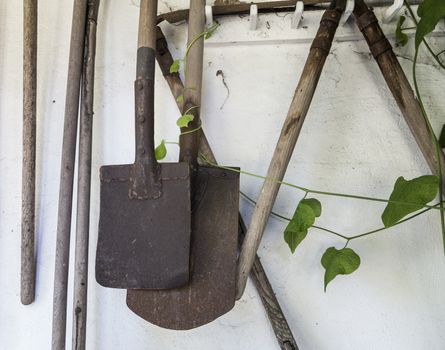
left=96, top=162, right=191, bottom=289
left=126, top=166, right=240, bottom=330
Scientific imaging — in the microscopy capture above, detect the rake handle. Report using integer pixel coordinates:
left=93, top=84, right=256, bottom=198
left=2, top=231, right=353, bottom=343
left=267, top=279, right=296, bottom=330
left=236, top=0, right=346, bottom=300
left=22, top=0, right=37, bottom=306
left=353, top=0, right=445, bottom=193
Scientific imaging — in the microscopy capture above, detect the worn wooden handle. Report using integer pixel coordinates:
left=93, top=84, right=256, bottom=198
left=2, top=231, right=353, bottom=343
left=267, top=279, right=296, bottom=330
left=236, top=2, right=345, bottom=299
left=353, top=0, right=445, bottom=192
left=138, top=0, right=157, bottom=49
left=22, top=0, right=38, bottom=306
left=71, top=1, right=100, bottom=349
left=179, top=0, right=205, bottom=165
left=52, top=0, right=89, bottom=349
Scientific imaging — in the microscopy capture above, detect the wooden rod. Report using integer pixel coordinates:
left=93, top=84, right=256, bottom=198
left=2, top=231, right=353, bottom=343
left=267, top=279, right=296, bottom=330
left=71, top=1, right=100, bottom=349
left=353, top=0, right=445, bottom=193
left=236, top=0, right=346, bottom=299
left=22, top=0, right=38, bottom=306
left=52, top=0, right=88, bottom=349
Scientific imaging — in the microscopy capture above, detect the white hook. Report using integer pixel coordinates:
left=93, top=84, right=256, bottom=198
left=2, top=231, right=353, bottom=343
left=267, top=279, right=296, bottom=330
left=383, top=0, right=404, bottom=23
left=205, top=5, right=213, bottom=27
left=250, top=4, right=258, bottom=31
left=340, top=0, right=355, bottom=26
left=291, top=1, right=304, bottom=29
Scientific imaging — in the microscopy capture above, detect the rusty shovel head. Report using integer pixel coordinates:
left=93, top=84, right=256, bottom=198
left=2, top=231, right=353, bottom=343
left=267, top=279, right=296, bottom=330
left=95, top=162, right=191, bottom=289
left=126, top=166, right=240, bottom=330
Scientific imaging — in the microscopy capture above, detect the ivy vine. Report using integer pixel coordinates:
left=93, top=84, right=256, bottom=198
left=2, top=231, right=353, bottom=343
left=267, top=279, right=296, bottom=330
left=157, top=2, right=445, bottom=291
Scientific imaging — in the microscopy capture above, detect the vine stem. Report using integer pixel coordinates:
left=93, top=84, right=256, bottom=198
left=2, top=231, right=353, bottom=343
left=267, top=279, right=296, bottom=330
left=404, top=1, right=445, bottom=70
left=199, top=154, right=443, bottom=211
left=240, top=190, right=439, bottom=243
left=412, top=49, right=445, bottom=253
left=182, top=22, right=219, bottom=75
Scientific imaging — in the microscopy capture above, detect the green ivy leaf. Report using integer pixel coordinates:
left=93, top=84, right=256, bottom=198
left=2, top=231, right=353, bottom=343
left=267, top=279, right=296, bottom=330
left=415, top=0, right=445, bottom=49
left=381, top=175, right=439, bottom=227
left=439, top=124, right=445, bottom=148
left=301, top=198, right=322, bottom=217
left=176, top=94, right=184, bottom=103
left=155, top=140, right=167, bottom=160
left=170, top=59, right=180, bottom=73
left=176, top=114, right=194, bottom=128
left=284, top=198, right=321, bottom=253
left=321, top=247, right=360, bottom=291
left=395, top=15, right=408, bottom=46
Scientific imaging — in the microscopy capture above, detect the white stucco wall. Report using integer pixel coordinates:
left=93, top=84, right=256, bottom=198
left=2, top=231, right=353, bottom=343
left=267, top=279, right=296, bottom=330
left=1, top=1, right=445, bottom=349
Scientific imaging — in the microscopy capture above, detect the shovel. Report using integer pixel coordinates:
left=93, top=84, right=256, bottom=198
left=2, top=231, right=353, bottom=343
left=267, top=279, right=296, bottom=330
left=126, top=0, right=240, bottom=330
left=95, top=0, right=191, bottom=289
left=155, top=25, right=298, bottom=348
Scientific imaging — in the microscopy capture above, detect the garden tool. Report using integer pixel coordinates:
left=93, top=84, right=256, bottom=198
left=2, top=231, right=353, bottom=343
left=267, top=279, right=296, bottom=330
left=126, top=0, right=240, bottom=330
left=95, top=0, right=191, bottom=289
left=236, top=0, right=346, bottom=298
left=72, top=1, right=100, bottom=349
left=22, top=0, right=37, bottom=306
left=155, top=25, right=298, bottom=349
left=352, top=0, right=445, bottom=192
left=52, top=0, right=88, bottom=348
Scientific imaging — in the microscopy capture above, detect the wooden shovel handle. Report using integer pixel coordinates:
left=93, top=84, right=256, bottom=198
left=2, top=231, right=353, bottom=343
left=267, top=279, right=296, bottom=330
left=236, top=0, right=346, bottom=300
left=138, top=0, right=157, bottom=50
left=131, top=0, right=161, bottom=199
left=179, top=0, right=205, bottom=166
left=155, top=27, right=299, bottom=350
left=353, top=0, right=445, bottom=192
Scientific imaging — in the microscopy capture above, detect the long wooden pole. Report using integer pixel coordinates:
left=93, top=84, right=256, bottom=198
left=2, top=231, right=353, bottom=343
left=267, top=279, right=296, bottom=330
left=72, top=1, right=100, bottom=349
left=353, top=0, right=445, bottom=192
left=236, top=0, right=346, bottom=299
left=155, top=27, right=299, bottom=350
left=22, top=0, right=38, bottom=306
left=52, top=1, right=88, bottom=349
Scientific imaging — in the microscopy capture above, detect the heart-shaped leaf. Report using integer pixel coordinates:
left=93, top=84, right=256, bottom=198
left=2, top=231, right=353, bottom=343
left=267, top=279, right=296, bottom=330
left=284, top=198, right=321, bottom=253
left=155, top=140, right=167, bottom=160
left=176, top=114, right=194, bottom=128
left=381, top=175, right=439, bottom=227
left=170, top=59, right=180, bottom=73
left=321, top=247, right=360, bottom=291
left=415, top=0, right=445, bottom=49
left=301, top=198, right=322, bottom=217
left=396, top=15, right=408, bottom=47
